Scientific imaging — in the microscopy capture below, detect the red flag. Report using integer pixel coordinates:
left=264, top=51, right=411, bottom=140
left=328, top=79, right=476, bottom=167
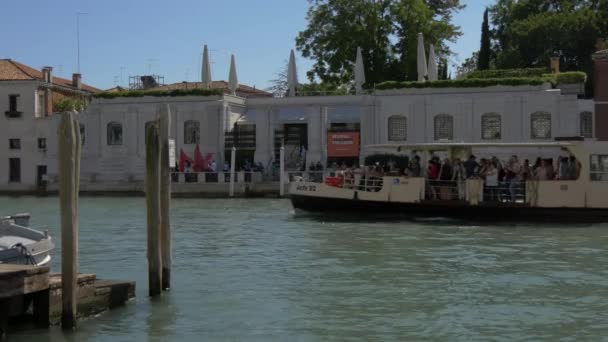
left=179, top=149, right=191, bottom=172
left=203, top=153, right=213, bottom=171
left=193, top=144, right=205, bottom=172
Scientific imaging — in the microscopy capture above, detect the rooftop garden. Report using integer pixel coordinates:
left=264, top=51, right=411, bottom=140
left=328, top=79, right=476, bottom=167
left=375, top=69, right=587, bottom=91
left=93, top=88, right=224, bottom=99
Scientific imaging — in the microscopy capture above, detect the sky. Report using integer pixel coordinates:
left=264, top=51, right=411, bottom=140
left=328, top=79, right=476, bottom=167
left=0, top=0, right=494, bottom=90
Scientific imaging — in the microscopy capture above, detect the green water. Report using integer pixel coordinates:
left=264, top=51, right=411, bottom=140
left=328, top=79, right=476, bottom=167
left=4, top=196, right=608, bottom=341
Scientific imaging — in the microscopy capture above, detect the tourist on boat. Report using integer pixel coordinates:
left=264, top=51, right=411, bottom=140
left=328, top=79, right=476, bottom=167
left=568, top=156, right=581, bottom=180
left=408, top=155, right=422, bottom=177
left=546, top=158, right=556, bottom=180
left=437, top=158, right=454, bottom=200
left=506, top=155, right=522, bottom=202
left=463, top=155, right=479, bottom=179
left=534, top=158, right=550, bottom=180
left=522, top=159, right=531, bottom=181
left=452, top=158, right=466, bottom=200
left=484, top=161, right=499, bottom=201
left=427, top=156, right=441, bottom=199
left=559, top=156, right=570, bottom=180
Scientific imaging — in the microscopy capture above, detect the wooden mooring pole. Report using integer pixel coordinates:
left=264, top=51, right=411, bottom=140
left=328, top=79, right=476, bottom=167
left=229, top=146, right=236, bottom=197
left=145, top=120, right=162, bottom=296
left=279, top=145, right=285, bottom=197
left=58, top=111, right=81, bottom=329
left=159, top=105, right=171, bottom=291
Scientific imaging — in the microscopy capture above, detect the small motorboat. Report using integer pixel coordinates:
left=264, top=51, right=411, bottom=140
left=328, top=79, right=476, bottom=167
left=0, top=213, right=54, bottom=266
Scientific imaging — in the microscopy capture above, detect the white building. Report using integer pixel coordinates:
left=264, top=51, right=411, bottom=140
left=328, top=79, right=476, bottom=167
left=0, top=59, right=598, bottom=194
left=0, top=59, right=98, bottom=192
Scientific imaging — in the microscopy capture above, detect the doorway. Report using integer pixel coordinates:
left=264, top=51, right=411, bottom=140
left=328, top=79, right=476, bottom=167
left=9, top=158, right=20, bottom=183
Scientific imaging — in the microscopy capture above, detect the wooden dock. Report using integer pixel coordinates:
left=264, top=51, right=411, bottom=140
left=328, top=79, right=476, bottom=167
left=0, top=264, right=135, bottom=338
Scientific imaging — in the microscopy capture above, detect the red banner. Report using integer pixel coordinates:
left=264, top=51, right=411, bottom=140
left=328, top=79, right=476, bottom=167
left=327, top=132, right=360, bottom=157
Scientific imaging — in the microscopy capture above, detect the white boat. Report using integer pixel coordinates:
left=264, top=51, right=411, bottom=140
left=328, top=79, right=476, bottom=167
left=0, top=214, right=54, bottom=266
left=289, top=140, right=608, bottom=222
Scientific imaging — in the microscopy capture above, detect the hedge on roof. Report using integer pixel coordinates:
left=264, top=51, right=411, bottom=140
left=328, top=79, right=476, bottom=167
left=553, top=71, right=587, bottom=85
left=375, top=77, right=546, bottom=90
left=465, top=67, right=549, bottom=79
left=93, top=88, right=224, bottom=99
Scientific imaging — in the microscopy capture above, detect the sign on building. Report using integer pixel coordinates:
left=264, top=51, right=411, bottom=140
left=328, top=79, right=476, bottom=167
left=327, top=132, right=360, bottom=157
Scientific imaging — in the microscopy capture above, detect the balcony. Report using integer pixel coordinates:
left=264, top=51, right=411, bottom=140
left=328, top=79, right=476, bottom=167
left=5, top=110, right=22, bottom=118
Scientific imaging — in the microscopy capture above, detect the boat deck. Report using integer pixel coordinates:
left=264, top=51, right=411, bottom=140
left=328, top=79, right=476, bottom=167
left=0, top=236, right=36, bottom=250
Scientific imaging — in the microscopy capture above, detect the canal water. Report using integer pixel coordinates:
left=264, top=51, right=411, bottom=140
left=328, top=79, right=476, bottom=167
left=4, top=196, right=608, bottom=341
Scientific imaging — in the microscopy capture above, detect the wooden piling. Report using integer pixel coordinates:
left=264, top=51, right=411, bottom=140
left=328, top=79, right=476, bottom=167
left=229, top=146, right=236, bottom=197
left=145, top=121, right=162, bottom=296
left=58, top=111, right=81, bottom=329
left=279, top=145, right=285, bottom=197
left=159, top=105, right=171, bottom=291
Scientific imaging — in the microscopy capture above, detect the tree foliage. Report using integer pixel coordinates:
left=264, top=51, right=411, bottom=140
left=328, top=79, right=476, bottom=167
left=489, top=0, right=608, bottom=72
left=295, top=0, right=464, bottom=86
left=478, top=8, right=491, bottom=70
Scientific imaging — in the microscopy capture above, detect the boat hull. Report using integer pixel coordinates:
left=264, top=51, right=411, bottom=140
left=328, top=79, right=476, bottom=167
left=290, top=193, right=608, bottom=223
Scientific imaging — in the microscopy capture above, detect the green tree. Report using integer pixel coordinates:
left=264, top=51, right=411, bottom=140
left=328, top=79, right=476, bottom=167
left=295, top=0, right=463, bottom=85
left=490, top=0, right=608, bottom=73
left=478, top=8, right=491, bottom=70
left=457, top=51, right=479, bottom=78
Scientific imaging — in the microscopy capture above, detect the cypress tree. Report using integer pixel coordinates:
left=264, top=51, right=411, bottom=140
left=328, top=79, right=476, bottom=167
left=478, top=8, right=491, bottom=70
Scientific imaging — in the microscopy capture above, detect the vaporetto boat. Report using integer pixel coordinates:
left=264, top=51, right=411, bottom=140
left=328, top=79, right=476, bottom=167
left=289, top=141, right=608, bottom=222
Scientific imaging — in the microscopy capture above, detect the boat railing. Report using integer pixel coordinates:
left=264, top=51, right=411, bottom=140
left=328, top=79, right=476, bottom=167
left=425, top=179, right=527, bottom=203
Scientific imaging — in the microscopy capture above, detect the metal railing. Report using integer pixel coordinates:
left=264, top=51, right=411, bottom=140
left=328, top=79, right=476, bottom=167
left=171, top=171, right=262, bottom=184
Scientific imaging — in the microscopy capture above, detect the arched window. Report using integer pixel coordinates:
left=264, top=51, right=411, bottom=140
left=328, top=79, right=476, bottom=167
left=481, top=113, right=501, bottom=140
left=434, top=114, right=453, bottom=141
left=388, top=115, right=407, bottom=141
left=580, top=111, right=593, bottom=138
left=530, top=112, right=552, bottom=139
left=184, top=120, right=200, bottom=144
left=79, top=124, right=85, bottom=146
left=107, top=121, right=123, bottom=146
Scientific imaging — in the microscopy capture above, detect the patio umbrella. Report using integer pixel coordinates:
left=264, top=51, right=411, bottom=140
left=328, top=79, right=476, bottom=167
left=427, top=44, right=438, bottom=81
left=287, top=49, right=298, bottom=97
left=354, top=46, right=366, bottom=94
left=193, top=144, right=205, bottom=171
left=228, top=54, right=238, bottom=95
left=201, top=44, right=212, bottom=88
left=417, top=33, right=428, bottom=82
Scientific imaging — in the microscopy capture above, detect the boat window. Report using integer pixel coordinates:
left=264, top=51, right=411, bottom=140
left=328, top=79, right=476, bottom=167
left=580, top=111, right=593, bottom=138
left=481, top=113, right=501, bottom=140
left=184, top=120, right=200, bottom=144
left=434, top=114, right=453, bottom=141
left=590, top=155, right=608, bottom=181
left=388, top=115, right=407, bottom=141
left=531, top=112, right=552, bottom=139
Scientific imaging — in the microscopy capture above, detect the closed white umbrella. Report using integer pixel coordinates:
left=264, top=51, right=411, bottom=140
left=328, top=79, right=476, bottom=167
left=201, top=44, right=212, bottom=88
left=417, top=33, right=428, bottom=82
left=354, top=46, right=366, bottom=94
left=287, top=49, right=298, bottom=97
left=427, top=44, right=438, bottom=81
left=228, top=54, right=238, bottom=95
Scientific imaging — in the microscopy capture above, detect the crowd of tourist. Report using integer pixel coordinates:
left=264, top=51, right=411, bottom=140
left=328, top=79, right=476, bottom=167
left=322, top=153, right=582, bottom=202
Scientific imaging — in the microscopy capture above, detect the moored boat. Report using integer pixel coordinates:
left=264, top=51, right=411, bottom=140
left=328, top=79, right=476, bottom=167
left=289, top=141, right=608, bottom=222
left=0, top=214, right=54, bottom=266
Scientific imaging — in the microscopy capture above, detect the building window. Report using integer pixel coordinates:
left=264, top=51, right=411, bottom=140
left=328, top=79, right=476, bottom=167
left=388, top=115, right=407, bottom=141
left=9, top=139, right=20, bottom=150
left=184, top=120, right=200, bottom=144
left=5, top=94, right=21, bottom=118
left=79, top=124, right=85, bottom=146
left=9, top=158, right=20, bottom=183
left=36, top=92, right=45, bottom=118
left=481, top=113, right=501, bottom=140
left=531, top=112, right=552, bottom=139
left=580, top=111, right=593, bottom=138
left=38, top=138, right=46, bottom=150
left=107, top=122, right=123, bottom=146
left=9, top=95, right=18, bottom=112
left=590, top=155, right=608, bottom=181
left=434, top=114, right=453, bottom=141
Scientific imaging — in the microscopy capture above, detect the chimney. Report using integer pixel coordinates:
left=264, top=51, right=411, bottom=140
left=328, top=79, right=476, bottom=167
left=41, top=66, right=53, bottom=83
left=550, top=57, right=560, bottom=74
left=72, top=73, right=82, bottom=89
left=593, top=49, right=608, bottom=140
